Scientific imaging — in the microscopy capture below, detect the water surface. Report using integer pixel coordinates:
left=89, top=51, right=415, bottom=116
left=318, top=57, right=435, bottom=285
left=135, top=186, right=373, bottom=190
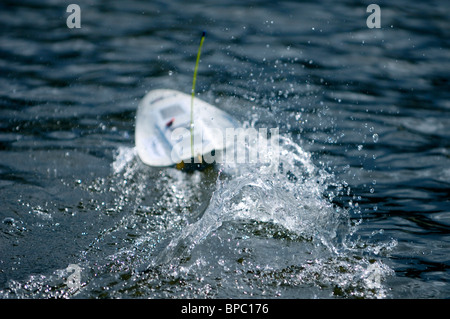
left=1, top=0, right=449, bottom=298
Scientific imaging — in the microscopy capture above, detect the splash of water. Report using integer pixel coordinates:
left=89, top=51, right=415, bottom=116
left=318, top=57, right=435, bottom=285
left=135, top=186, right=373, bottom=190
left=0, top=133, right=395, bottom=299
left=153, top=135, right=343, bottom=264
left=140, top=131, right=395, bottom=298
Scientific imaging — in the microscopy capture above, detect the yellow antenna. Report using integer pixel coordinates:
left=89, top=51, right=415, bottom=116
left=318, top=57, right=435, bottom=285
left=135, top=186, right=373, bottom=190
left=190, top=31, right=206, bottom=160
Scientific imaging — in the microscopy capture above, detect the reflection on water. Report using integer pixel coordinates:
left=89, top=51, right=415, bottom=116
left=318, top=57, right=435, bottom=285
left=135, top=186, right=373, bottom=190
left=1, top=0, right=449, bottom=298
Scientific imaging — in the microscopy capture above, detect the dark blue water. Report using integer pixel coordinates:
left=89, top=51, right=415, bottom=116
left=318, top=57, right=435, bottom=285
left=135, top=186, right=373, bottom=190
left=0, top=0, right=449, bottom=298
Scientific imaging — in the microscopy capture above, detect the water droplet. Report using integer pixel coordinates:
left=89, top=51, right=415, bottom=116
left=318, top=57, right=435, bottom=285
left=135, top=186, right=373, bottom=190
left=372, top=133, right=379, bottom=143
left=3, top=217, right=15, bottom=225
left=357, top=145, right=363, bottom=151
left=370, top=187, right=375, bottom=193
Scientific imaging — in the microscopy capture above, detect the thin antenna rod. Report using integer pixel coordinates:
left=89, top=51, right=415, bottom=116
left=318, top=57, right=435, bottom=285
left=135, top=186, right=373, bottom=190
left=190, top=31, right=206, bottom=160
